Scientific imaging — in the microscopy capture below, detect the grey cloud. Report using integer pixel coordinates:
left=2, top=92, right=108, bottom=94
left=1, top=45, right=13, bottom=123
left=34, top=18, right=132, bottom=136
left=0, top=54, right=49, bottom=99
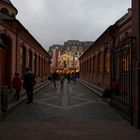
left=12, top=0, right=131, bottom=50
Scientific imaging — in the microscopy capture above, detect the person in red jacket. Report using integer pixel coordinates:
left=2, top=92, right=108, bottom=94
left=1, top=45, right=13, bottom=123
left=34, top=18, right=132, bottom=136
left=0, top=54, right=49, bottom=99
left=110, top=78, right=119, bottom=94
left=12, top=72, right=23, bottom=101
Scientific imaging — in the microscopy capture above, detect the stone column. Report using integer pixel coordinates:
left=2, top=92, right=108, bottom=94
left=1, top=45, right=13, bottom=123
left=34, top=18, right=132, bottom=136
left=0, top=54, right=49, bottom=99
left=82, top=60, right=84, bottom=77
left=132, top=0, right=140, bottom=128
left=38, top=55, right=41, bottom=77
left=33, top=52, right=35, bottom=74
left=25, top=47, right=29, bottom=68
left=11, top=36, right=16, bottom=83
left=102, top=48, right=105, bottom=80
left=31, top=50, right=33, bottom=71
left=41, top=56, right=44, bottom=79
left=46, top=60, right=48, bottom=76
left=35, top=54, right=38, bottom=77
left=95, top=52, right=98, bottom=83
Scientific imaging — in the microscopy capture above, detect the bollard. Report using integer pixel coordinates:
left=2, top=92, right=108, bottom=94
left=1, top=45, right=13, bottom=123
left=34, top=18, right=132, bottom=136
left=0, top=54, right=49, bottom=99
left=1, top=87, right=9, bottom=112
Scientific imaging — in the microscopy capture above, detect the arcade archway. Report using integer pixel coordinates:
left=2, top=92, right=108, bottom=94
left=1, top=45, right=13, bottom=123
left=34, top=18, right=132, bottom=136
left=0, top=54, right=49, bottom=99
left=0, top=33, right=12, bottom=88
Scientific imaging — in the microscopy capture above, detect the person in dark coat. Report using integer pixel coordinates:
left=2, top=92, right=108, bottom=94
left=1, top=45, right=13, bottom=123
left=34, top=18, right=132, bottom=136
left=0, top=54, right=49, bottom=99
left=52, top=71, right=57, bottom=87
left=12, top=72, right=23, bottom=101
left=67, top=73, right=71, bottom=84
left=23, top=68, right=35, bottom=104
left=59, top=73, right=65, bottom=89
left=110, top=79, right=119, bottom=95
left=71, top=72, right=76, bottom=84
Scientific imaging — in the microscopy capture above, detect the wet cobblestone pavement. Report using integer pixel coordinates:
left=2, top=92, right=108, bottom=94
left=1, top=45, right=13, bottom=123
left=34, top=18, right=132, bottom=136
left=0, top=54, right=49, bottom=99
left=4, top=81, right=122, bottom=122
left=1, top=80, right=140, bottom=140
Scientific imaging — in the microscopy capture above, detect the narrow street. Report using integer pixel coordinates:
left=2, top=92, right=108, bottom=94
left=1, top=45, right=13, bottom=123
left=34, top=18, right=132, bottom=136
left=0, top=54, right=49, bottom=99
left=0, top=80, right=140, bottom=140
left=3, top=80, right=122, bottom=122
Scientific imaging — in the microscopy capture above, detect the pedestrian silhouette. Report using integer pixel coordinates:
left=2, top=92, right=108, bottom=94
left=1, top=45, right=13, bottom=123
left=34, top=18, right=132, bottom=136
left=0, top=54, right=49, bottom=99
left=67, top=73, right=71, bottom=84
left=111, top=78, right=119, bottom=95
left=12, top=72, right=23, bottom=101
left=72, top=72, right=76, bottom=84
left=52, top=71, right=57, bottom=87
left=23, top=68, right=35, bottom=104
left=59, top=73, right=65, bottom=88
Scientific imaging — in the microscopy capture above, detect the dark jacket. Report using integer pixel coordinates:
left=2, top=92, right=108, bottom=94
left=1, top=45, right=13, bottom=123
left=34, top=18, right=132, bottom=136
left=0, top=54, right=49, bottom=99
left=52, top=72, right=57, bottom=81
left=23, top=71, right=35, bottom=89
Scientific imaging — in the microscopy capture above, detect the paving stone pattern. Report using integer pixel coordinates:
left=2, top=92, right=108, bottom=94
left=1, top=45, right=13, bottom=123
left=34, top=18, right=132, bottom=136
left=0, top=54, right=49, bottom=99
left=0, top=80, right=140, bottom=140
left=4, top=81, right=122, bottom=122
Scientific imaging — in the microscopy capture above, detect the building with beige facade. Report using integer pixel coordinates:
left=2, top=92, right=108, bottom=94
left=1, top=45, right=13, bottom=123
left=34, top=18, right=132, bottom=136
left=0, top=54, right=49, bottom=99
left=49, top=40, right=93, bottom=73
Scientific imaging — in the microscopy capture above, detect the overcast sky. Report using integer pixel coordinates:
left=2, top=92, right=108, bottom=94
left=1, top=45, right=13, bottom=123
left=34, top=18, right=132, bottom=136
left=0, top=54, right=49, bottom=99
left=12, top=0, right=131, bottom=50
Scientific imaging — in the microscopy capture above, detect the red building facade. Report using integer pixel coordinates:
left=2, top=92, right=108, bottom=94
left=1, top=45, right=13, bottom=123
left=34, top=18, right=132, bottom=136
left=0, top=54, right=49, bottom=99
left=80, top=8, right=132, bottom=88
left=79, top=5, right=140, bottom=128
left=0, top=0, right=51, bottom=111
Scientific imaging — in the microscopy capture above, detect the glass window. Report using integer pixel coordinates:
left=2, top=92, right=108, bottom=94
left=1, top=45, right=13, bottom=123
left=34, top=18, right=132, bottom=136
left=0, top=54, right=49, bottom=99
left=121, top=44, right=129, bottom=72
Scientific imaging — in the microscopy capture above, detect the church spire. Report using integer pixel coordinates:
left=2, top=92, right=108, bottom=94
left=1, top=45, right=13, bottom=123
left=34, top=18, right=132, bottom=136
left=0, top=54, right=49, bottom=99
left=0, top=0, right=18, bottom=18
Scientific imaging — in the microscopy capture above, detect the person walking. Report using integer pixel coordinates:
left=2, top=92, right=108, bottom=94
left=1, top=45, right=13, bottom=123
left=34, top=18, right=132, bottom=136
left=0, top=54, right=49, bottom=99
left=111, top=78, right=119, bottom=95
left=23, top=68, right=36, bottom=104
left=72, top=72, right=76, bottom=84
left=12, top=72, right=23, bottom=101
left=52, top=71, right=57, bottom=87
left=67, top=73, right=71, bottom=84
left=59, top=73, right=65, bottom=89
